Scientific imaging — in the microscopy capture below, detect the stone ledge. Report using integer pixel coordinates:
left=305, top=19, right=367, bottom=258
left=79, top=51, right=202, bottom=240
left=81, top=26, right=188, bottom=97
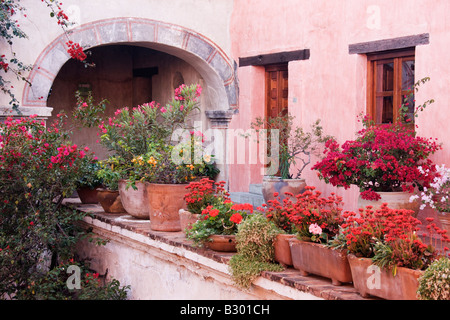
left=65, top=199, right=374, bottom=300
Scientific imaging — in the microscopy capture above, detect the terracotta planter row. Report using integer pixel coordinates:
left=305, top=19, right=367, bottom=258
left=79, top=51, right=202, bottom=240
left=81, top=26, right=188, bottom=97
left=272, top=236, right=423, bottom=300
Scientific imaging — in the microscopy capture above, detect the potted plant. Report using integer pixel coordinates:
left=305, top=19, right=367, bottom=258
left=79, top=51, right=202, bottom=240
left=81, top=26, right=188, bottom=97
left=96, top=83, right=208, bottom=228
left=95, top=157, right=126, bottom=213
left=76, top=159, right=103, bottom=204
left=251, top=113, right=332, bottom=203
left=410, top=164, right=450, bottom=233
left=417, top=257, right=450, bottom=300
left=259, top=193, right=298, bottom=267
left=285, top=186, right=351, bottom=286
left=185, top=197, right=253, bottom=251
left=312, top=115, right=441, bottom=215
left=330, top=203, right=450, bottom=299
left=228, top=213, right=284, bottom=289
left=181, top=178, right=229, bottom=232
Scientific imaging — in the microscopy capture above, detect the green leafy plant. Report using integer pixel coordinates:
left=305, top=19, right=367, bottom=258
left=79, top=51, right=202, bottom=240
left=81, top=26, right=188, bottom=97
left=14, top=259, right=130, bottom=300
left=96, top=157, right=126, bottom=191
left=251, top=114, right=332, bottom=179
left=73, top=90, right=109, bottom=128
left=417, top=257, right=450, bottom=300
left=229, top=213, right=284, bottom=288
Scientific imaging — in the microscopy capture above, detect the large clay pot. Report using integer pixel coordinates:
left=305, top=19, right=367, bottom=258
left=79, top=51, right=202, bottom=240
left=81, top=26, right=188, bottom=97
left=347, top=254, right=423, bottom=300
left=179, top=209, right=199, bottom=232
left=357, top=191, right=420, bottom=217
left=289, top=238, right=352, bottom=286
left=273, top=233, right=296, bottom=267
left=77, top=186, right=99, bottom=204
left=96, top=188, right=126, bottom=213
left=206, top=234, right=237, bottom=252
left=118, top=180, right=149, bottom=219
left=262, top=176, right=306, bottom=204
left=145, top=183, right=188, bottom=232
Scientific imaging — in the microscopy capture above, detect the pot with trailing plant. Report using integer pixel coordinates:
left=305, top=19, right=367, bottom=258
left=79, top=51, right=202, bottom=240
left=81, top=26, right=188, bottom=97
left=312, top=115, right=441, bottom=215
left=250, top=113, right=332, bottom=204
left=95, top=157, right=126, bottom=214
left=229, top=212, right=284, bottom=288
left=284, top=186, right=352, bottom=286
left=329, top=203, right=450, bottom=299
left=185, top=196, right=253, bottom=251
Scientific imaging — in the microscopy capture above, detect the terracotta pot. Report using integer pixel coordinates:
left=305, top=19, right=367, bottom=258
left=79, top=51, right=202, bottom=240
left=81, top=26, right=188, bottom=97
left=96, top=188, right=126, bottom=213
left=262, top=176, right=306, bottom=203
left=179, top=209, right=199, bottom=232
left=206, top=234, right=237, bottom=252
left=76, top=186, right=99, bottom=204
left=357, top=191, right=420, bottom=217
left=347, top=254, right=423, bottom=300
left=273, top=234, right=296, bottom=267
left=289, top=238, right=352, bottom=286
left=118, top=180, right=149, bottom=219
left=145, top=183, right=188, bottom=232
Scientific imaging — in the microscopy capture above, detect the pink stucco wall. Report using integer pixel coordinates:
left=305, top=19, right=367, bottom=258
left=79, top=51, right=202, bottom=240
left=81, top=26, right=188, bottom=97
left=227, top=0, right=450, bottom=211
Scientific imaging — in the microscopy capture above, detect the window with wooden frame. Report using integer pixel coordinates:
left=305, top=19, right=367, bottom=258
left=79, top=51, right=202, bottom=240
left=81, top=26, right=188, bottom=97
left=367, top=49, right=415, bottom=125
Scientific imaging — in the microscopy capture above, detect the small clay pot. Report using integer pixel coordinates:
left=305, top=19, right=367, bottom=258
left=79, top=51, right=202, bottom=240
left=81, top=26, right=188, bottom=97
left=206, top=234, right=237, bottom=252
left=96, top=188, right=126, bottom=213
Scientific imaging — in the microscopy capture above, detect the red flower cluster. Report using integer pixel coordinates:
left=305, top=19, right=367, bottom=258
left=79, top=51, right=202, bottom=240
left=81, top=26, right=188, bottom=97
left=340, top=203, right=449, bottom=270
left=312, top=119, right=441, bottom=200
left=0, top=55, right=8, bottom=72
left=184, top=178, right=229, bottom=214
left=66, top=41, right=87, bottom=62
left=262, top=186, right=344, bottom=242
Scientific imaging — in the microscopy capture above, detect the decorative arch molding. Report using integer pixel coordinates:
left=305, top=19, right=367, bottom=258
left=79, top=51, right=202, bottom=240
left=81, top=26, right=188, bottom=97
left=22, top=17, right=238, bottom=121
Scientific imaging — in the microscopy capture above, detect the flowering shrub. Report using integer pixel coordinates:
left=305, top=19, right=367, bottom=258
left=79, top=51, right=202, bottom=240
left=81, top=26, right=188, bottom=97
left=184, top=178, right=230, bottom=215
left=96, top=84, right=214, bottom=185
left=186, top=197, right=253, bottom=246
left=410, top=164, right=450, bottom=212
left=260, top=194, right=296, bottom=234
left=417, top=257, right=450, bottom=300
left=330, top=204, right=449, bottom=274
left=312, top=116, right=442, bottom=201
left=73, top=90, right=108, bottom=128
left=288, top=186, right=344, bottom=243
left=0, top=114, right=98, bottom=298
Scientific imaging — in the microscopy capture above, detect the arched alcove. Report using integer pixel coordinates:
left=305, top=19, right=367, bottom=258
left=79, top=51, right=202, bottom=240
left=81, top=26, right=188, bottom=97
left=22, top=17, right=238, bottom=116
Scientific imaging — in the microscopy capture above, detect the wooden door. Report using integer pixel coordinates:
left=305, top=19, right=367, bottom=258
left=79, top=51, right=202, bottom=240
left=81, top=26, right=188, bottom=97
left=265, top=64, right=288, bottom=118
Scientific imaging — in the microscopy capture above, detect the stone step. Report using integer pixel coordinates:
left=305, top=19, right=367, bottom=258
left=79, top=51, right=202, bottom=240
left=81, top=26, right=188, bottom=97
left=249, top=183, right=262, bottom=195
left=229, top=191, right=265, bottom=208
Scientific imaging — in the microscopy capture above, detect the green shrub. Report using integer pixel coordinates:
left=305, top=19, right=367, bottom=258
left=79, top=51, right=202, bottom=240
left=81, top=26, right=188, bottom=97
left=229, top=213, right=284, bottom=288
left=417, top=257, right=450, bottom=300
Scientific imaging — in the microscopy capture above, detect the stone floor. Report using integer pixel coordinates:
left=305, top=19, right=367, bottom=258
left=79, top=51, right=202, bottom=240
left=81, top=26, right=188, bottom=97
left=65, top=198, right=379, bottom=300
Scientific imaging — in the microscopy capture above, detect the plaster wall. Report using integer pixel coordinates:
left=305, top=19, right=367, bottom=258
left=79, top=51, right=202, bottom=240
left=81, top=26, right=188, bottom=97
left=228, top=0, right=450, bottom=211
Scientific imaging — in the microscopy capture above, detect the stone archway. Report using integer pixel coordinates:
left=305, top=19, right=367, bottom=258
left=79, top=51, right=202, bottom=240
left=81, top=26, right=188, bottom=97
left=22, top=17, right=238, bottom=123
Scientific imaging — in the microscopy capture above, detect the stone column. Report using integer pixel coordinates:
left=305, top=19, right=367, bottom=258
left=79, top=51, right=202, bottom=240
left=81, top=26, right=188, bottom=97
left=205, top=109, right=236, bottom=190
